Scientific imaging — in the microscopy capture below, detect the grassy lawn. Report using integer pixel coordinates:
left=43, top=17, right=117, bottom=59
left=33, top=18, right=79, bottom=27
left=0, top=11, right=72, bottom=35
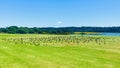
left=0, top=34, right=120, bottom=68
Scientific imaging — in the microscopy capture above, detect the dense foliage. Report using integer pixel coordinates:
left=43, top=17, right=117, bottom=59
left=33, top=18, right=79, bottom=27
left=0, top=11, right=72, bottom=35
left=0, top=26, right=120, bottom=34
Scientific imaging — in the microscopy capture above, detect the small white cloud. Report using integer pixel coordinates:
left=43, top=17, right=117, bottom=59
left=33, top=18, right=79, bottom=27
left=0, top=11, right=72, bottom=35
left=57, top=21, right=63, bottom=24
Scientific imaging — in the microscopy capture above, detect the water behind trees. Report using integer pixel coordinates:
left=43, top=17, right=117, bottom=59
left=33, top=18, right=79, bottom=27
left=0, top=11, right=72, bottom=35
left=87, top=33, right=120, bottom=36
left=73, top=32, right=120, bottom=36
left=100, top=33, right=120, bottom=36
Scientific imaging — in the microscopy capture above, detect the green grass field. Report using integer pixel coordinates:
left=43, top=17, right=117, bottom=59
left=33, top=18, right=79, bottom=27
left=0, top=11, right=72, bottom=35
left=0, top=34, right=120, bottom=68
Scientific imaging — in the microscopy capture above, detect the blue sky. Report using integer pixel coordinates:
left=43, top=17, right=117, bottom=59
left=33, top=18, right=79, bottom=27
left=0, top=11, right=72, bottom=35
left=0, top=0, right=120, bottom=27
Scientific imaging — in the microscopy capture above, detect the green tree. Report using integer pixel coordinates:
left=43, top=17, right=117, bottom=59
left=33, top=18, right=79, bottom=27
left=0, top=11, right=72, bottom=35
left=6, top=26, right=18, bottom=33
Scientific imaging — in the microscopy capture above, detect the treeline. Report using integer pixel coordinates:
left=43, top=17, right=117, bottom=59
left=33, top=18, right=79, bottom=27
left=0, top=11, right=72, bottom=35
left=0, top=26, right=120, bottom=34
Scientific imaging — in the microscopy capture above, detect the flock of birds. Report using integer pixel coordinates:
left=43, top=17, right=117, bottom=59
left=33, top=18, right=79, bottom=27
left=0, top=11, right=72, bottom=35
left=2, top=36, right=119, bottom=46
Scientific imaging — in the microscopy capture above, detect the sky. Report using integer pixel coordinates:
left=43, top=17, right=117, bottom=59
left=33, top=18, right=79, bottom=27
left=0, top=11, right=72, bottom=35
left=0, top=0, right=120, bottom=27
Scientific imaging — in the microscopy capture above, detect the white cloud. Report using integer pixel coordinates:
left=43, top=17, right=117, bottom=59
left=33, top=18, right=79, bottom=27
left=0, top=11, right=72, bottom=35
left=57, top=21, right=63, bottom=24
